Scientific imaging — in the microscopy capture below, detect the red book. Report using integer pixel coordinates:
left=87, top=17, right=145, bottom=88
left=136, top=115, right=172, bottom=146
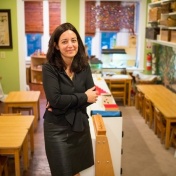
left=104, top=104, right=119, bottom=111
left=95, top=85, right=108, bottom=95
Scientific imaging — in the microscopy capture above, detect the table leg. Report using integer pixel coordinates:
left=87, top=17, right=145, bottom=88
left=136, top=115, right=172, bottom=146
left=165, top=120, right=171, bottom=149
left=126, top=81, right=131, bottom=106
left=29, top=123, right=34, bottom=153
left=23, top=135, right=29, bottom=170
left=154, top=115, right=157, bottom=134
left=14, top=150, right=21, bottom=176
left=33, top=103, right=39, bottom=130
left=4, top=104, right=9, bottom=113
left=37, top=99, right=40, bottom=119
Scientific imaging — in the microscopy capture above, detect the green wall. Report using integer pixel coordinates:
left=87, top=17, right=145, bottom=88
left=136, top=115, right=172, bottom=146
left=66, top=0, right=80, bottom=32
left=0, top=0, right=20, bottom=93
left=0, top=0, right=81, bottom=94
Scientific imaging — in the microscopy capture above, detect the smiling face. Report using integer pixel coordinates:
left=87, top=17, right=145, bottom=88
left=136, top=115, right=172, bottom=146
left=57, top=30, right=78, bottom=62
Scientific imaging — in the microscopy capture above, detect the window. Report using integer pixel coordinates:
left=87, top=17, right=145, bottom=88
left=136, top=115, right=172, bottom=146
left=85, top=1, right=139, bottom=69
left=26, top=34, right=42, bottom=56
left=25, top=0, right=61, bottom=59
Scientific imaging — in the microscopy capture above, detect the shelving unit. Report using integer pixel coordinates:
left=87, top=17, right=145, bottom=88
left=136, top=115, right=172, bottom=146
left=30, top=55, right=47, bottom=84
left=147, top=0, right=176, bottom=47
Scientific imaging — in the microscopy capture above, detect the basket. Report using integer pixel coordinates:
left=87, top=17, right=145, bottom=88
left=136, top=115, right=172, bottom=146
left=149, top=7, right=161, bottom=22
left=171, top=2, right=176, bottom=12
left=159, top=17, right=176, bottom=27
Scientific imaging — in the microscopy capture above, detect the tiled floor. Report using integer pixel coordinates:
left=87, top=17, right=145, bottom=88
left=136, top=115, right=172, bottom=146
left=0, top=84, right=51, bottom=176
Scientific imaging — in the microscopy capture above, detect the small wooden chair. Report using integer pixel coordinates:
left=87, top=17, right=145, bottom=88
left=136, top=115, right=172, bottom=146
left=170, top=127, right=176, bottom=147
left=154, top=107, right=166, bottom=144
left=0, top=155, right=8, bottom=176
left=110, top=79, right=126, bottom=106
left=144, top=96, right=153, bottom=128
left=136, top=91, right=144, bottom=117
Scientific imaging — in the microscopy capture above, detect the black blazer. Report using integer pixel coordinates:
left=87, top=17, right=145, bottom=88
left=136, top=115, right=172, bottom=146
left=42, top=62, right=95, bottom=132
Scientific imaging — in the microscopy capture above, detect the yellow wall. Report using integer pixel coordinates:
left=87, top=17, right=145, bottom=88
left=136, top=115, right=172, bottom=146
left=66, top=0, right=80, bottom=32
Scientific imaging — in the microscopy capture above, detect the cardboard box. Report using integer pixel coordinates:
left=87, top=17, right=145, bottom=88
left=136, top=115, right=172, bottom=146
left=160, top=29, right=171, bottom=41
left=171, top=2, right=176, bottom=12
left=149, top=7, right=161, bottom=22
left=145, top=27, right=160, bottom=40
left=170, top=30, right=176, bottom=43
left=161, top=3, right=171, bottom=14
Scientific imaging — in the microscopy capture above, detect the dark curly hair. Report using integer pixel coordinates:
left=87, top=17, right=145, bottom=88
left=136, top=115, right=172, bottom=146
left=46, top=22, right=89, bottom=73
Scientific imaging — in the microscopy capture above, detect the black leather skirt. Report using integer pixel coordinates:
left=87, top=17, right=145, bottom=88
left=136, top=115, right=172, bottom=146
left=44, top=120, right=94, bottom=176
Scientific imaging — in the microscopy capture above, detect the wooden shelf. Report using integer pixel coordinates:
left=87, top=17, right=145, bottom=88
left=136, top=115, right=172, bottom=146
left=147, top=39, right=176, bottom=47
left=30, top=55, right=47, bottom=84
left=147, top=0, right=176, bottom=48
left=149, top=0, right=175, bottom=7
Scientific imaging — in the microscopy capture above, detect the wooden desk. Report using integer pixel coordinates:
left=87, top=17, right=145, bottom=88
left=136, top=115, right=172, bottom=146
left=0, top=115, right=34, bottom=176
left=0, top=115, right=35, bottom=153
left=136, top=85, right=176, bottom=149
left=4, top=91, right=40, bottom=130
left=0, top=130, right=28, bottom=176
left=103, top=74, right=132, bottom=106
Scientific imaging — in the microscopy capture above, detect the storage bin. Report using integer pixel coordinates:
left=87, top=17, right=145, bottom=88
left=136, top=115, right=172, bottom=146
left=170, top=30, right=176, bottom=43
left=171, top=2, right=176, bottom=12
left=159, top=17, right=176, bottom=27
left=149, top=7, right=161, bottom=22
left=90, top=63, right=102, bottom=73
left=160, top=29, right=171, bottom=41
left=145, top=27, right=160, bottom=40
left=161, top=3, right=171, bottom=14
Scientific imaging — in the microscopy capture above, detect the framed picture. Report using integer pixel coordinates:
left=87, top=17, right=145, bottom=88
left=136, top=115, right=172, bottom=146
left=0, top=9, right=13, bottom=49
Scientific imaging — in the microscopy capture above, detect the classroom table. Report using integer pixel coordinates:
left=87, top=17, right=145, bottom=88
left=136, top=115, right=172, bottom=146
left=136, top=85, right=176, bottom=149
left=103, top=74, right=132, bottom=106
left=0, top=115, right=35, bottom=176
left=3, top=91, right=40, bottom=130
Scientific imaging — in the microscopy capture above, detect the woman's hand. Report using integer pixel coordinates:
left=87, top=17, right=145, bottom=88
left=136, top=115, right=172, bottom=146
left=85, top=86, right=98, bottom=103
left=46, top=102, right=52, bottom=112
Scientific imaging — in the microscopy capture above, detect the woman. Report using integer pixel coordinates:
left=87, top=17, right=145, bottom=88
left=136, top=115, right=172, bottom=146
left=42, top=22, right=98, bottom=176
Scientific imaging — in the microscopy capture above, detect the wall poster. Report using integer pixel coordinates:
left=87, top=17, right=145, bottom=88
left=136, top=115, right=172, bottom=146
left=0, top=9, right=12, bottom=49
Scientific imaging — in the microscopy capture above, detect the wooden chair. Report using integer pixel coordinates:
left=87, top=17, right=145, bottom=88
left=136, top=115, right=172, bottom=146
left=0, top=155, right=8, bottom=176
left=170, top=127, right=176, bottom=147
left=105, top=79, right=110, bottom=89
left=12, top=107, right=33, bottom=115
left=144, top=96, right=153, bottom=129
left=154, top=107, right=166, bottom=144
left=109, top=79, right=126, bottom=106
left=136, top=91, right=144, bottom=117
